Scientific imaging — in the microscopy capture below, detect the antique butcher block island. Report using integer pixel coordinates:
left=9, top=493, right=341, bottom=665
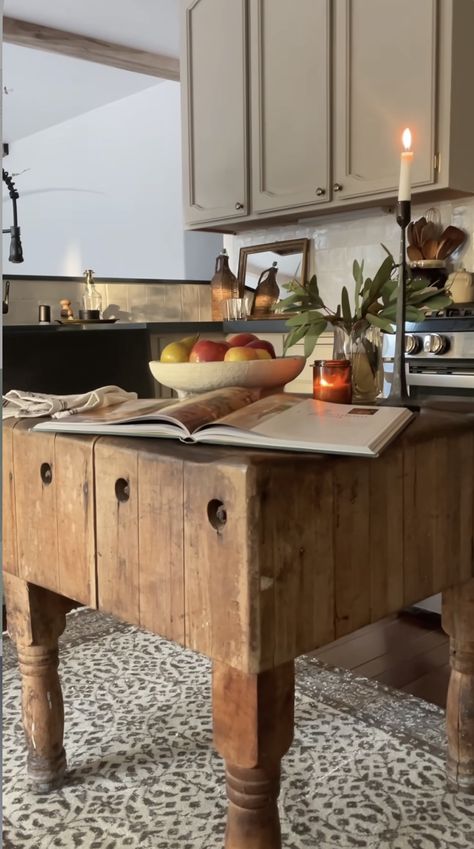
left=3, top=410, right=474, bottom=849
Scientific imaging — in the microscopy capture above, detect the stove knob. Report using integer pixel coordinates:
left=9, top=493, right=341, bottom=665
left=428, top=333, right=450, bottom=355
left=405, top=334, right=422, bottom=354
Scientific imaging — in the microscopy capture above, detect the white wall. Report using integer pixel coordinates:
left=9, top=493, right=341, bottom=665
left=224, top=198, right=474, bottom=308
left=2, top=81, right=221, bottom=279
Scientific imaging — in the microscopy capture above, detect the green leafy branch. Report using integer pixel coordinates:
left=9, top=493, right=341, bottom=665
left=280, top=248, right=451, bottom=357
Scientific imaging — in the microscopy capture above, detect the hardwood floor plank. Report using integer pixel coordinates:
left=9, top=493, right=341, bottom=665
left=375, top=642, right=450, bottom=689
left=313, top=616, right=444, bottom=670
left=352, top=628, right=447, bottom=679
left=401, top=664, right=450, bottom=708
left=308, top=612, right=449, bottom=707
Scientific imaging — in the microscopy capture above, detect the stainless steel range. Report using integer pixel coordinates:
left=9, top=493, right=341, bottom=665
left=383, top=305, right=474, bottom=399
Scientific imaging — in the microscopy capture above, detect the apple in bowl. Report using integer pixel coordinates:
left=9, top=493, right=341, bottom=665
left=226, top=332, right=259, bottom=348
left=189, top=339, right=229, bottom=362
left=151, top=334, right=302, bottom=396
left=224, top=346, right=271, bottom=362
left=245, top=339, right=276, bottom=358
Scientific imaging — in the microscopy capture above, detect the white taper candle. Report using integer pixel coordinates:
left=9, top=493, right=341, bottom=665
left=398, top=128, right=413, bottom=202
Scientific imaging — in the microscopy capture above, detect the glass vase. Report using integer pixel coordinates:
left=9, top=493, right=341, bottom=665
left=332, top=323, right=384, bottom=403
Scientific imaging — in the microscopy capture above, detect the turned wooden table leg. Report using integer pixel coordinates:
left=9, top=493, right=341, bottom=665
left=4, top=573, right=72, bottom=793
left=442, top=578, right=474, bottom=793
left=213, top=661, right=294, bottom=849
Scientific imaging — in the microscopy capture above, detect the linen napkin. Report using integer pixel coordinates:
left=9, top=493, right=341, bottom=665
left=3, top=385, right=138, bottom=419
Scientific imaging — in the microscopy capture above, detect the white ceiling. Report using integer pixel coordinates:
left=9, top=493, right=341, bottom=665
left=3, top=44, right=162, bottom=141
left=3, top=0, right=181, bottom=57
left=2, top=0, right=180, bottom=142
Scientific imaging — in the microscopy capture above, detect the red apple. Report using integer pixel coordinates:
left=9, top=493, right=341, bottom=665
left=226, top=333, right=259, bottom=348
left=245, top=339, right=276, bottom=358
left=189, top=339, right=229, bottom=362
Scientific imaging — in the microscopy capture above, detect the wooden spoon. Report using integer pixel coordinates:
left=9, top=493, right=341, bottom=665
left=407, top=245, right=424, bottom=262
left=436, top=227, right=466, bottom=259
left=420, top=221, right=437, bottom=244
left=439, top=225, right=466, bottom=249
left=407, top=221, right=416, bottom=246
left=421, top=239, right=440, bottom=260
left=413, top=217, right=427, bottom=249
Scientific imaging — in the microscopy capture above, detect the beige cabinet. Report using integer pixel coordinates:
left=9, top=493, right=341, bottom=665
left=331, top=0, right=474, bottom=203
left=332, top=0, right=436, bottom=200
left=180, top=0, right=249, bottom=224
left=250, top=0, right=330, bottom=213
left=181, top=0, right=474, bottom=229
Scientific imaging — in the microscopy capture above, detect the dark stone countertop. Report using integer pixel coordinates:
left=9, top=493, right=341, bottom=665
left=4, top=319, right=291, bottom=335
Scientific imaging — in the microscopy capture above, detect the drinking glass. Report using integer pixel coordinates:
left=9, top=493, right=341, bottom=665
left=222, top=297, right=250, bottom=320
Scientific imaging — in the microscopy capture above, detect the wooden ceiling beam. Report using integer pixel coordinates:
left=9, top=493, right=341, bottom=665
left=3, top=17, right=180, bottom=81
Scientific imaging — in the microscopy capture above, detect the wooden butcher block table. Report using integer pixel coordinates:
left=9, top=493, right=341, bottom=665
left=3, top=410, right=474, bottom=849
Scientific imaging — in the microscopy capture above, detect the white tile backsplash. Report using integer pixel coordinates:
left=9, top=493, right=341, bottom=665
left=5, top=197, right=473, bottom=325
left=224, top=197, right=474, bottom=310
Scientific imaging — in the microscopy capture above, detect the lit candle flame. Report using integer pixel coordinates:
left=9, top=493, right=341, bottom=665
left=320, top=378, right=330, bottom=387
left=402, top=128, right=412, bottom=151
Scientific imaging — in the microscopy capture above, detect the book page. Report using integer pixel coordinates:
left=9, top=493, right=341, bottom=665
left=158, top=387, right=260, bottom=433
left=196, top=393, right=304, bottom=432
left=196, top=396, right=413, bottom=456
left=33, top=387, right=262, bottom=436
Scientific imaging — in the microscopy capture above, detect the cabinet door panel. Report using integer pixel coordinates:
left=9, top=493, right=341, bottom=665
left=181, top=0, right=248, bottom=224
left=251, top=0, right=330, bottom=213
left=333, top=0, right=436, bottom=199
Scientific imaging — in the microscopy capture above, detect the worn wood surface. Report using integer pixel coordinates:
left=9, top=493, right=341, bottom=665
left=4, top=409, right=474, bottom=832
left=442, top=578, right=474, bottom=792
left=4, top=573, right=74, bottom=792
left=3, top=17, right=180, bottom=80
left=137, top=446, right=185, bottom=641
left=11, top=423, right=97, bottom=606
left=95, top=439, right=141, bottom=623
left=4, top=410, right=474, bottom=673
left=54, top=434, right=98, bottom=605
left=183, top=412, right=474, bottom=671
left=2, top=419, right=20, bottom=576
left=213, top=661, right=294, bottom=849
left=368, top=446, right=405, bottom=623
left=94, top=438, right=186, bottom=643
left=404, top=431, right=474, bottom=604
left=13, top=422, right=58, bottom=591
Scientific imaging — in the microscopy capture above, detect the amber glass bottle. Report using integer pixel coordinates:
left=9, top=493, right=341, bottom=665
left=210, top=249, right=239, bottom=320
left=252, top=262, right=280, bottom=316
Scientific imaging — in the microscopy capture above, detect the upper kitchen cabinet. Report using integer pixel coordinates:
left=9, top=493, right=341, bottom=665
left=180, top=0, right=474, bottom=229
left=332, top=0, right=436, bottom=200
left=180, top=0, right=249, bottom=224
left=250, top=0, right=330, bottom=213
left=332, top=0, right=474, bottom=203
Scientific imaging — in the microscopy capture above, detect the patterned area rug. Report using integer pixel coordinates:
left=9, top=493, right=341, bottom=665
left=3, top=609, right=474, bottom=849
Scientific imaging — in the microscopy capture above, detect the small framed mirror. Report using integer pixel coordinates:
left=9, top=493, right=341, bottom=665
left=237, top=238, right=310, bottom=315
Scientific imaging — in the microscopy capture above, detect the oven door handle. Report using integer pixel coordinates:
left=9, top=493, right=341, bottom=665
left=408, top=372, right=474, bottom=389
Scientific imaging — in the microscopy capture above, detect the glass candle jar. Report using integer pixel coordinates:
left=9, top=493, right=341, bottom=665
left=313, top=359, right=352, bottom=404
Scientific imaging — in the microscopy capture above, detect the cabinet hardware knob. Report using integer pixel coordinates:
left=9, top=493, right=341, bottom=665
left=315, top=187, right=326, bottom=196
left=333, top=182, right=343, bottom=192
left=234, top=202, right=244, bottom=210
left=40, top=462, right=53, bottom=485
left=115, top=478, right=130, bottom=503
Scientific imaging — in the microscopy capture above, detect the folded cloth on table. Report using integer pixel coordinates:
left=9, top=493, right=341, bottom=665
left=2, top=385, right=138, bottom=419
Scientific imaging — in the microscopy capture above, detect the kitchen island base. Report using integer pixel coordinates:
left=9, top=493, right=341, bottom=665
left=3, top=413, right=474, bottom=846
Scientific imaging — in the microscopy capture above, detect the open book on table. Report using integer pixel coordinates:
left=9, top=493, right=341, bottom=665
left=32, top=387, right=415, bottom=458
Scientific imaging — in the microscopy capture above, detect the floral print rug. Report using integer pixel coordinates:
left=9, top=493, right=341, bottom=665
left=3, top=609, right=474, bottom=849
